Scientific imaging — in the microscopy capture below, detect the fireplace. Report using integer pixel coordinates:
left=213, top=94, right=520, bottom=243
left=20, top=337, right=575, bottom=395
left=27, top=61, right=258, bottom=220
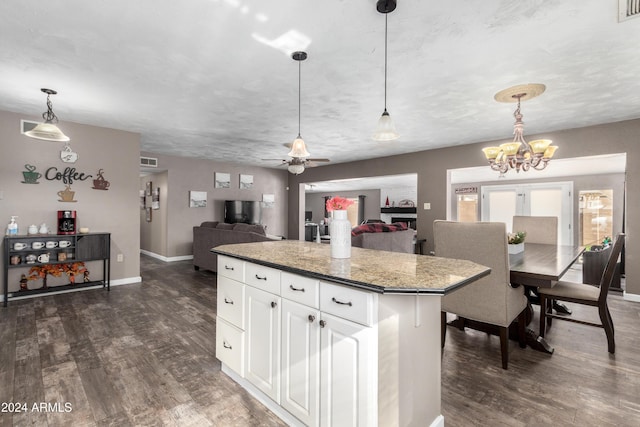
left=391, top=217, right=416, bottom=230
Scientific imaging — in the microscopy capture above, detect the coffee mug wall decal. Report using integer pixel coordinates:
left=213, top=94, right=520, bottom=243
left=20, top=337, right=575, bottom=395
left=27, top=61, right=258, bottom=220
left=21, top=164, right=42, bottom=184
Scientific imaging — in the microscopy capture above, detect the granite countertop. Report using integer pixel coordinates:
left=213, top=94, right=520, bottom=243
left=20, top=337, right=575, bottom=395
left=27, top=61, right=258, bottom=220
left=212, top=240, right=490, bottom=295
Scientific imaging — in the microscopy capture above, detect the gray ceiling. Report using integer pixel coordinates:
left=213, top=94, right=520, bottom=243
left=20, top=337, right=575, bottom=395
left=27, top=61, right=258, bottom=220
left=1, top=1, right=639, bottom=169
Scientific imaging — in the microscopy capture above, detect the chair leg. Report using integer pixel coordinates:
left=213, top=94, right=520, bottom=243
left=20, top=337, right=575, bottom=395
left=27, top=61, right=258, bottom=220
left=546, top=298, right=553, bottom=327
left=539, top=294, right=547, bottom=338
left=599, top=304, right=615, bottom=354
left=499, top=326, right=509, bottom=369
left=441, top=311, right=447, bottom=349
left=517, top=309, right=527, bottom=348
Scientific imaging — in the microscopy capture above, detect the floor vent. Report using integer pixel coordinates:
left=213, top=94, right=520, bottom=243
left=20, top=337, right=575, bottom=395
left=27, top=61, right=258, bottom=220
left=140, top=156, right=158, bottom=167
left=619, top=0, right=640, bottom=21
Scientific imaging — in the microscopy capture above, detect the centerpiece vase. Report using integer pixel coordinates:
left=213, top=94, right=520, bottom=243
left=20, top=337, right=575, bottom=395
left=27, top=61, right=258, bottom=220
left=329, top=210, right=351, bottom=259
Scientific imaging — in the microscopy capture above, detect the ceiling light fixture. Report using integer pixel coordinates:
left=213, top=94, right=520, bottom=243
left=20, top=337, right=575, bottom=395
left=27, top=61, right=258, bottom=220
left=24, top=88, right=70, bottom=142
left=287, top=51, right=311, bottom=158
left=287, top=158, right=306, bottom=175
left=482, top=83, right=557, bottom=175
left=373, top=0, right=399, bottom=141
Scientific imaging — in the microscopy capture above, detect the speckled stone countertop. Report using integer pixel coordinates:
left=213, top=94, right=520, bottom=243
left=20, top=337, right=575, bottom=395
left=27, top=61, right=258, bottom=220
left=212, top=240, right=490, bottom=295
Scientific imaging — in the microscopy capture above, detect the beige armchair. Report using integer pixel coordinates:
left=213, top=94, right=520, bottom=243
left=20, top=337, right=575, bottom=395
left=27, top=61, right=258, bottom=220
left=434, top=220, right=527, bottom=369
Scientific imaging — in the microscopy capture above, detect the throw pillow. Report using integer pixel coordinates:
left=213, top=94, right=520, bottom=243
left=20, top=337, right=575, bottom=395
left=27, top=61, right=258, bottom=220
left=216, top=223, right=235, bottom=230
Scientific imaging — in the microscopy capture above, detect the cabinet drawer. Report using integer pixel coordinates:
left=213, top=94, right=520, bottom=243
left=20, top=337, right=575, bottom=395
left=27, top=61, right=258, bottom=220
left=281, top=272, right=319, bottom=309
left=217, top=276, right=245, bottom=329
left=245, top=262, right=281, bottom=295
left=320, top=282, right=375, bottom=326
left=218, top=256, right=245, bottom=282
left=216, top=318, right=245, bottom=376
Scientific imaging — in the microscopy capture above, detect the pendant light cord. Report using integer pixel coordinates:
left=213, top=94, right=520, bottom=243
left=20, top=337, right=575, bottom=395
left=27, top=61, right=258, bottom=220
left=298, top=59, right=302, bottom=137
left=384, top=13, right=388, bottom=112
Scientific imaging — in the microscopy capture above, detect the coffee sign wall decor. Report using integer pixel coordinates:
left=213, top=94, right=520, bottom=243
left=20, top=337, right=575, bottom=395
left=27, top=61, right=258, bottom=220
left=20, top=163, right=111, bottom=202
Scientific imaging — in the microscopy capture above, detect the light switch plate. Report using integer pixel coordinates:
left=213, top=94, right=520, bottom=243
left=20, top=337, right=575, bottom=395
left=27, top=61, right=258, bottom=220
left=423, top=202, right=431, bottom=210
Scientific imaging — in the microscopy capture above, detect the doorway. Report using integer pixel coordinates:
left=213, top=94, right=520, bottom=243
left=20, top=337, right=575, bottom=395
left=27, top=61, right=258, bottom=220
left=481, top=181, right=573, bottom=245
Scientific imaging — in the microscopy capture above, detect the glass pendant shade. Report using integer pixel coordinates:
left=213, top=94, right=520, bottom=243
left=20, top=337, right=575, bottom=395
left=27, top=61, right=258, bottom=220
left=287, top=163, right=305, bottom=175
left=288, top=136, right=310, bottom=158
left=528, top=139, right=553, bottom=154
left=373, top=110, right=399, bottom=141
left=25, top=122, right=70, bottom=142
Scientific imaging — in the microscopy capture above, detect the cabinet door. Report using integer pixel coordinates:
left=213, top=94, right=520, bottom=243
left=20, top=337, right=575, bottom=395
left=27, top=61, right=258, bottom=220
left=320, top=313, right=376, bottom=427
left=245, top=286, right=281, bottom=403
left=76, top=234, right=110, bottom=260
left=281, top=299, right=320, bottom=426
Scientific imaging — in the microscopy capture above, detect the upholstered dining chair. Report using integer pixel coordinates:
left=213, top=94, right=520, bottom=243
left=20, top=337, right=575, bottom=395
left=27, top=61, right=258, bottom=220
left=539, top=233, right=625, bottom=353
left=512, top=215, right=558, bottom=245
left=434, top=220, right=528, bottom=369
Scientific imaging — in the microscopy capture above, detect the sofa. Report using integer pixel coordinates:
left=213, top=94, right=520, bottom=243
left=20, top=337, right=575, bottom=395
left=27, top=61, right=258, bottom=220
left=193, top=221, right=278, bottom=272
left=350, top=223, right=416, bottom=253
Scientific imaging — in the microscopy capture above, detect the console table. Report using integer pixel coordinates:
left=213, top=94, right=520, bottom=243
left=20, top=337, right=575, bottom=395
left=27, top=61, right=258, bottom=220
left=3, top=232, right=110, bottom=307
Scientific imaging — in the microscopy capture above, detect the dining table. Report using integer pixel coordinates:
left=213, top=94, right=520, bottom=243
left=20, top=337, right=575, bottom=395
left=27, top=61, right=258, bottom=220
left=508, top=242, right=585, bottom=353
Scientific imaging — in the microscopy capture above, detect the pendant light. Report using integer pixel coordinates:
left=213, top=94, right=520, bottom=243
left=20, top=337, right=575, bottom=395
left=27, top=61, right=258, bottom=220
left=373, top=0, right=399, bottom=141
left=25, top=88, right=70, bottom=142
left=287, top=51, right=311, bottom=158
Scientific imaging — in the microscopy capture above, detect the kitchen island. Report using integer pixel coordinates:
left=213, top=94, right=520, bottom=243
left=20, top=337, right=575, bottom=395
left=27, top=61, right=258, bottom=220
left=212, top=240, right=490, bottom=427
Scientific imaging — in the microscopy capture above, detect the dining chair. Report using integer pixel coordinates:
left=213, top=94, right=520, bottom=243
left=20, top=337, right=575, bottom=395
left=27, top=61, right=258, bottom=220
left=538, top=233, right=625, bottom=353
left=512, top=215, right=558, bottom=245
left=434, top=220, right=528, bottom=369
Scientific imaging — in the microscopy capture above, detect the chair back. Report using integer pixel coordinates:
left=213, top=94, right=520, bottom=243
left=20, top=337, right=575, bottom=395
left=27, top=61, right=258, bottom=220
left=512, top=216, right=558, bottom=245
left=434, top=220, right=527, bottom=327
left=598, top=233, right=625, bottom=303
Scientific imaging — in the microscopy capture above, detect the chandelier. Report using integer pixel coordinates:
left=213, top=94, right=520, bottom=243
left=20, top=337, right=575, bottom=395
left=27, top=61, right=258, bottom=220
left=482, top=84, right=557, bottom=175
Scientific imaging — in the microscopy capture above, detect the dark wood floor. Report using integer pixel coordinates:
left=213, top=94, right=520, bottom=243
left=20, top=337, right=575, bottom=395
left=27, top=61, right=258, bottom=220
left=1, top=256, right=639, bottom=426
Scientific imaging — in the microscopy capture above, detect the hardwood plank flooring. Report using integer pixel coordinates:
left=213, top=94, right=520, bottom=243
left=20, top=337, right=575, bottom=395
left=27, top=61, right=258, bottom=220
left=0, top=256, right=639, bottom=426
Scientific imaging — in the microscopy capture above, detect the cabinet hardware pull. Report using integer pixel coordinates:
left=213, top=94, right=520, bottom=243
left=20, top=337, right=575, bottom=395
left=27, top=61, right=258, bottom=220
left=271, top=301, right=277, bottom=308
left=289, top=285, right=305, bottom=292
left=331, top=297, right=352, bottom=307
left=255, top=274, right=267, bottom=280
left=224, top=298, right=234, bottom=305
left=308, top=315, right=315, bottom=323
left=224, top=265, right=234, bottom=271
left=223, top=342, right=232, bottom=349
left=319, top=320, right=326, bottom=328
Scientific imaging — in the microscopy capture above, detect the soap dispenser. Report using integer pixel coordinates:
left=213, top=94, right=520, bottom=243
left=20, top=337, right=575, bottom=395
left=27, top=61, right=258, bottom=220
left=6, top=216, right=18, bottom=235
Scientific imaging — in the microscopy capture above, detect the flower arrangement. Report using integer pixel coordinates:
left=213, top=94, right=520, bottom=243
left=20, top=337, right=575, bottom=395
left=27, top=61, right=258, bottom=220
left=508, top=231, right=527, bottom=244
left=27, top=262, right=87, bottom=288
left=326, top=196, right=354, bottom=212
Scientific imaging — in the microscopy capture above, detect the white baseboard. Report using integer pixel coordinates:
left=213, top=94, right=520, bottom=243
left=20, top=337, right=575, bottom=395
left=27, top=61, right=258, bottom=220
left=140, top=250, right=193, bottom=263
left=623, top=291, right=640, bottom=303
left=111, top=276, right=142, bottom=286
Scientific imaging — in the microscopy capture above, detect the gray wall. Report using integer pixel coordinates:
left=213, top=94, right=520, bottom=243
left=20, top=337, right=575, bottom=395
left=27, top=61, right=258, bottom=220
left=287, top=118, right=640, bottom=298
left=139, top=151, right=289, bottom=258
left=1, top=109, right=141, bottom=292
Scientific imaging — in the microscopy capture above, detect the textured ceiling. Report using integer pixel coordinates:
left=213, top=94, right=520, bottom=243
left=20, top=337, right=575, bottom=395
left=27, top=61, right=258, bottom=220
left=1, top=1, right=639, bottom=169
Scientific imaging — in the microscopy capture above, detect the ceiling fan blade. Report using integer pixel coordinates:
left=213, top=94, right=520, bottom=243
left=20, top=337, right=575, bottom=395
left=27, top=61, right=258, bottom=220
left=307, top=158, right=330, bottom=162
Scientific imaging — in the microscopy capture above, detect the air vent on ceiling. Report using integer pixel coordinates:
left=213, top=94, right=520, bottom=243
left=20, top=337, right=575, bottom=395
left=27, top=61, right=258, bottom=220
left=20, top=119, right=39, bottom=134
left=140, top=156, right=158, bottom=167
left=619, top=0, right=640, bottom=21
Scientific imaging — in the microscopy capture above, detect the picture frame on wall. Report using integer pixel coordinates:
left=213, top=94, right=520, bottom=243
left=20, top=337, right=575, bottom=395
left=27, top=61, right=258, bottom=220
left=145, top=207, right=152, bottom=222
left=189, top=191, right=207, bottom=208
left=152, top=187, right=160, bottom=210
left=215, top=172, right=230, bottom=188
left=146, top=181, right=152, bottom=196
left=239, top=174, right=253, bottom=189
left=140, top=190, right=146, bottom=209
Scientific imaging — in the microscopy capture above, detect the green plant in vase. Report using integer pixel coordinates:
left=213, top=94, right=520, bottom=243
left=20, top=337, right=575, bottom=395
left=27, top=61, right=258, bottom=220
left=508, top=231, right=526, bottom=244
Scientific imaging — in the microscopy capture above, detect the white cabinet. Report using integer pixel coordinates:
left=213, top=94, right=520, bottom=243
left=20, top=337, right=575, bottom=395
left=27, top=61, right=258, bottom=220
left=281, top=299, right=320, bottom=426
left=216, top=258, right=246, bottom=378
left=244, top=285, right=281, bottom=403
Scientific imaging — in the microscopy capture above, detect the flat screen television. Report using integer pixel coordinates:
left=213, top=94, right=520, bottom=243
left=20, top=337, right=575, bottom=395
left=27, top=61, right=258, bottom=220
left=224, top=200, right=262, bottom=225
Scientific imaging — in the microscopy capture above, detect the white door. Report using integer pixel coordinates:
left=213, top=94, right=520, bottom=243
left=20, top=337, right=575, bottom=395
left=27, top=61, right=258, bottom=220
left=481, top=181, right=573, bottom=245
left=281, top=300, right=320, bottom=426
left=320, top=313, right=375, bottom=427
left=245, top=286, right=281, bottom=403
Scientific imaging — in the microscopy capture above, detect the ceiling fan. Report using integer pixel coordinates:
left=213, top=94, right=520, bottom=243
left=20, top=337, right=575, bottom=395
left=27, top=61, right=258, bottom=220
left=262, top=155, right=331, bottom=175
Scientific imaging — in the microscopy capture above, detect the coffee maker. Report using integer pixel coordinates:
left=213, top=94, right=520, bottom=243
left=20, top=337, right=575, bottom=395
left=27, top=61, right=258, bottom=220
left=57, top=210, right=76, bottom=235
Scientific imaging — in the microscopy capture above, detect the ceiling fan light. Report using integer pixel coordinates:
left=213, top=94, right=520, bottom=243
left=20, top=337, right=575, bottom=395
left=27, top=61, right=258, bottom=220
left=373, top=110, right=399, bottom=141
left=288, top=136, right=310, bottom=158
left=25, top=122, right=70, bottom=142
left=287, top=163, right=305, bottom=175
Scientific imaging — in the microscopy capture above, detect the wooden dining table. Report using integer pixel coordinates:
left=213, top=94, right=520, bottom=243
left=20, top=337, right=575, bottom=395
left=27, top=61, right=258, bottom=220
left=509, top=242, right=585, bottom=353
